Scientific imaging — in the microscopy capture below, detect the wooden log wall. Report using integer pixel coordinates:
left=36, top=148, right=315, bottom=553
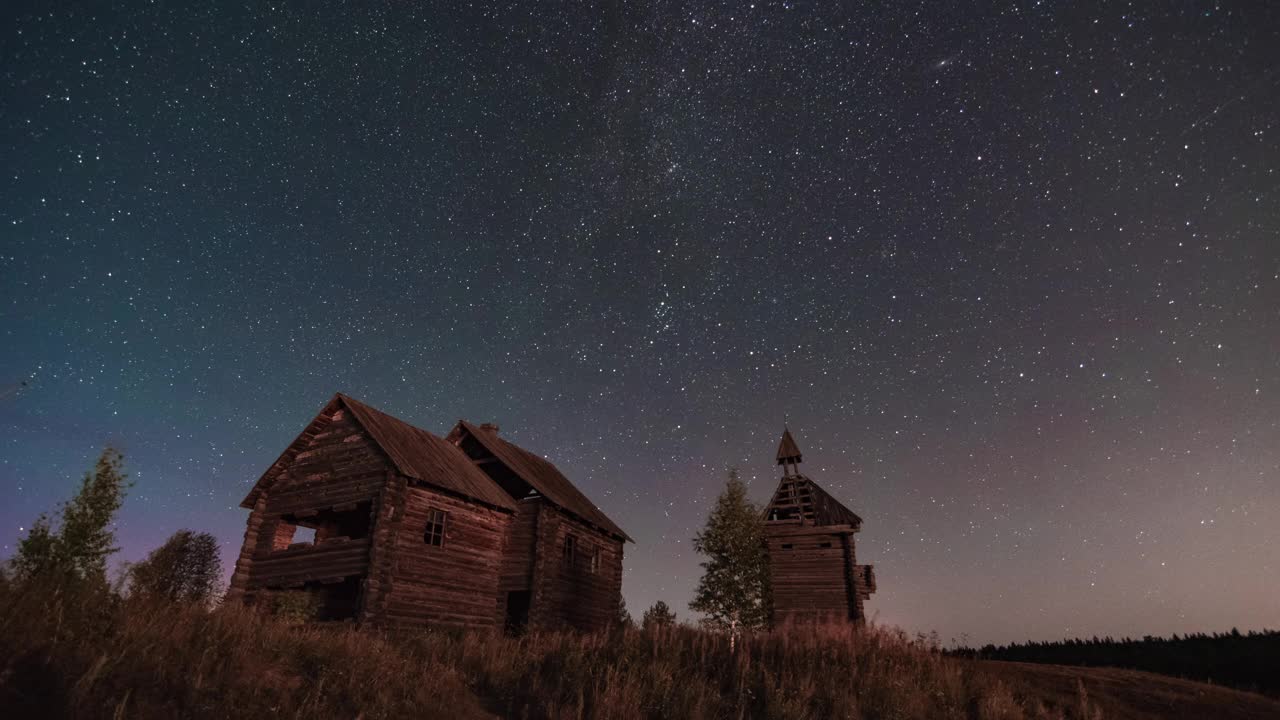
left=245, top=537, right=373, bottom=589
left=230, top=408, right=390, bottom=605
left=766, top=528, right=858, bottom=624
left=261, top=408, right=389, bottom=518
left=358, top=470, right=401, bottom=625
left=226, top=496, right=268, bottom=602
left=379, top=484, right=512, bottom=630
left=500, top=497, right=540, bottom=593
left=528, top=503, right=623, bottom=633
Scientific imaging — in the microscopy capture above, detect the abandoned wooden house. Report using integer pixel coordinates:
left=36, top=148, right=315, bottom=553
left=226, top=393, right=630, bottom=632
left=763, top=428, right=876, bottom=624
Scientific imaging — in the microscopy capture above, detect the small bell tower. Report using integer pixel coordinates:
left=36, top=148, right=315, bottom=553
left=762, top=424, right=876, bottom=624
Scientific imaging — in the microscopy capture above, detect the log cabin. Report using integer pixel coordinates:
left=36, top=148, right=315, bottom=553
left=225, top=393, right=630, bottom=633
left=763, top=428, right=876, bottom=624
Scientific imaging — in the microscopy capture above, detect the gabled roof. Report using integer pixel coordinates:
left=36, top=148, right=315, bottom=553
left=776, top=427, right=803, bottom=465
left=451, top=420, right=632, bottom=542
left=241, top=394, right=516, bottom=512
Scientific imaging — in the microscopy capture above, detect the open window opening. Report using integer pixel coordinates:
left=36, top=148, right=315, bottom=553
left=768, top=506, right=800, bottom=521
left=588, top=546, right=601, bottom=574
left=318, top=502, right=373, bottom=541
left=456, top=432, right=536, bottom=499
left=275, top=502, right=373, bottom=550
left=781, top=543, right=794, bottom=550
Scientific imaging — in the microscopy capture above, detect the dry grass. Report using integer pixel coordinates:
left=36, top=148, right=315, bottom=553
left=424, top=622, right=1029, bottom=719
left=0, top=579, right=486, bottom=719
left=3, top=580, right=1276, bottom=719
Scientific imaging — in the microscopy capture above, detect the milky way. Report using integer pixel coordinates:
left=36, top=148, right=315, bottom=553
left=2, top=3, right=1277, bottom=644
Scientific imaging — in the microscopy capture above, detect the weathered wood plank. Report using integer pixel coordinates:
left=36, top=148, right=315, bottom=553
left=527, top=503, right=623, bottom=633
left=376, top=483, right=511, bottom=630
left=247, top=538, right=372, bottom=589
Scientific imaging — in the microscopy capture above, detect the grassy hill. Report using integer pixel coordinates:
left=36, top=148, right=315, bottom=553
left=3, top=580, right=1276, bottom=720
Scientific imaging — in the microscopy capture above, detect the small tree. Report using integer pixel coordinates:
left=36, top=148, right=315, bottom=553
left=10, top=515, right=58, bottom=581
left=127, top=529, right=223, bottom=605
left=10, top=447, right=131, bottom=585
left=642, top=600, right=677, bottom=630
left=689, top=469, right=771, bottom=649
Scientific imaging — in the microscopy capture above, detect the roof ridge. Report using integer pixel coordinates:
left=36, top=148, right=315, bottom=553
left=340, top=397, right=516, bottom=511
left=241, top=394, right=516, bottom=512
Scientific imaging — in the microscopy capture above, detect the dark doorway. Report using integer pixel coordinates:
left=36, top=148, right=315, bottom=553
left=313, top=577, right=362, bottom=621
left=504, top=591, right=531, bottom=634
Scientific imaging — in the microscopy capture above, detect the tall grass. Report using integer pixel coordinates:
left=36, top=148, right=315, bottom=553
left=0, top=579, right=1092, bottom=719
left=422, top=621, right=1039, bottom=720
left=0, top=578, right=482, bottom=719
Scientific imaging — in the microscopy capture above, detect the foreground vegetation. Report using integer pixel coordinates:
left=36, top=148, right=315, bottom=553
left=14, top=576, right=1272, bottom=720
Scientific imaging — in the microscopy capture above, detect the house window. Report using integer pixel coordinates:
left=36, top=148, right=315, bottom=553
left=563, top=534, right=578, bottom=566
left=424, top=508, right=448, bottom=547
left=589, top=546, right=601, bottom=574
left=781, top=543, right=793, bottom=550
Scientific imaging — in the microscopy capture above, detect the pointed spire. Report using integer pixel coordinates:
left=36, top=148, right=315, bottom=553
left=776, top=426, right=802, bottom=467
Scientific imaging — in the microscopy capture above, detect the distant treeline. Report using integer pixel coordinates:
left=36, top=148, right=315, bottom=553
left=950, top=629, right=1280, bottom=697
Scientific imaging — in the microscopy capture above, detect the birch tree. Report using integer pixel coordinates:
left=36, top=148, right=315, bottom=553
left=689, top=469, right=771, bottom=648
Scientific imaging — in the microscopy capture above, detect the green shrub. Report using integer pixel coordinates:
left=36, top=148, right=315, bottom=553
left=270, top=590, right=321, bottom=624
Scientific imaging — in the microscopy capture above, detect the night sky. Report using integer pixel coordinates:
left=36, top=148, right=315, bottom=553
left=3, top=3, right=1278, bottom=645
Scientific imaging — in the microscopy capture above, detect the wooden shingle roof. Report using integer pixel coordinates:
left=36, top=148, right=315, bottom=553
left=241, top=394, right=516, bottom=512
left=339, top=395, right=516, bottom=511
left=453, top=420, right=632, bottom=542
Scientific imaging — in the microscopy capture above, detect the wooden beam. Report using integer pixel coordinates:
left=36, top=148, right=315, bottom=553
left=768, top=519, right=863, bottom=535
